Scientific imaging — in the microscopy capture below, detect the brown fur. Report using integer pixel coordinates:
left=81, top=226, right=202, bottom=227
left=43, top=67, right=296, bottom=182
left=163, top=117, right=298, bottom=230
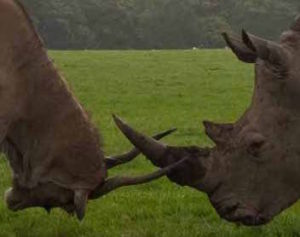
left=0, top=0, right=106, bottom=212
left=1, top=0, right=177, bottom=218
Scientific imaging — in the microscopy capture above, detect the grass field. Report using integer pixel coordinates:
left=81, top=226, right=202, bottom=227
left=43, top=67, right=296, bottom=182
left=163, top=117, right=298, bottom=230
left=0, top=50, right=299, bottom=236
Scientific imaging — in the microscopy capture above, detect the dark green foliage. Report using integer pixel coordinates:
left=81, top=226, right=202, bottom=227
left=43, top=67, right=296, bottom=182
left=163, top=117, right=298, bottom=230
left=19, top=0, right=300, bottom=50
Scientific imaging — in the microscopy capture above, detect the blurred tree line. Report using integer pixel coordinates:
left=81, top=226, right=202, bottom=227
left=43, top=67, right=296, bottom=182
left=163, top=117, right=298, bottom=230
left=21, top=0, right=300, bottom=49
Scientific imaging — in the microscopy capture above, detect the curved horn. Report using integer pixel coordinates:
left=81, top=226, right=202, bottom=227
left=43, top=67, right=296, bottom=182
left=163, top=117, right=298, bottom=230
left=222, top=32, right=257, bottom=63
left=89, top=157, right=188, bottom=199
left=242, top=30, right=286, bottom=66
left=109, top=115, right=213, bottom=190
left=105, top=128, right=177, bottom=169
left=112, top=115, right=168, bottom=162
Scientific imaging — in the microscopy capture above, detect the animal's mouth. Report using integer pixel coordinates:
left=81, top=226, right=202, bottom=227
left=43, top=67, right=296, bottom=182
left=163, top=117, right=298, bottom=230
left=209, top=186, right=270, bottom=226
left=213, top=200, right=270, bottom=226
left=5, top=187, right=76, bottom=214
left=220, top=205, right=269, bottom=226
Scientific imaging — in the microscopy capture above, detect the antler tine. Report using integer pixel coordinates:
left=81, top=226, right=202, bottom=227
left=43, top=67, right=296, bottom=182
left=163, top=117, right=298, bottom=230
left=89, top=157, right=188, bottom=199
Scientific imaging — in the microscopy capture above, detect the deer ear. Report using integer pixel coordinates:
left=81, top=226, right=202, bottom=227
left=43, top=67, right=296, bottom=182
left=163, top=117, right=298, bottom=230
left=222, top=32, right=257, bottom=63
left=74, top=189, right=88, bottom=221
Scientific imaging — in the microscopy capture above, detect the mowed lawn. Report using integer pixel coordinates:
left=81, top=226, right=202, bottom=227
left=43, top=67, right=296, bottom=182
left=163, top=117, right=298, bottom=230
left=0, top=50, right=300, bottom=237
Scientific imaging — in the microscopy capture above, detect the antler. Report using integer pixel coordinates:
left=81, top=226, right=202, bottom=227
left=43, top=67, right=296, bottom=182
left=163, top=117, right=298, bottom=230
left=81, top=115, right=210, bottom=219
left=90, top=157, right=188, bottom=199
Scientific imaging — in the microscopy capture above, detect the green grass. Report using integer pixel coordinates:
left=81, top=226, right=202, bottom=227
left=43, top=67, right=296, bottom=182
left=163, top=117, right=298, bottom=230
left=0, top=49, right=299, bottom=236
